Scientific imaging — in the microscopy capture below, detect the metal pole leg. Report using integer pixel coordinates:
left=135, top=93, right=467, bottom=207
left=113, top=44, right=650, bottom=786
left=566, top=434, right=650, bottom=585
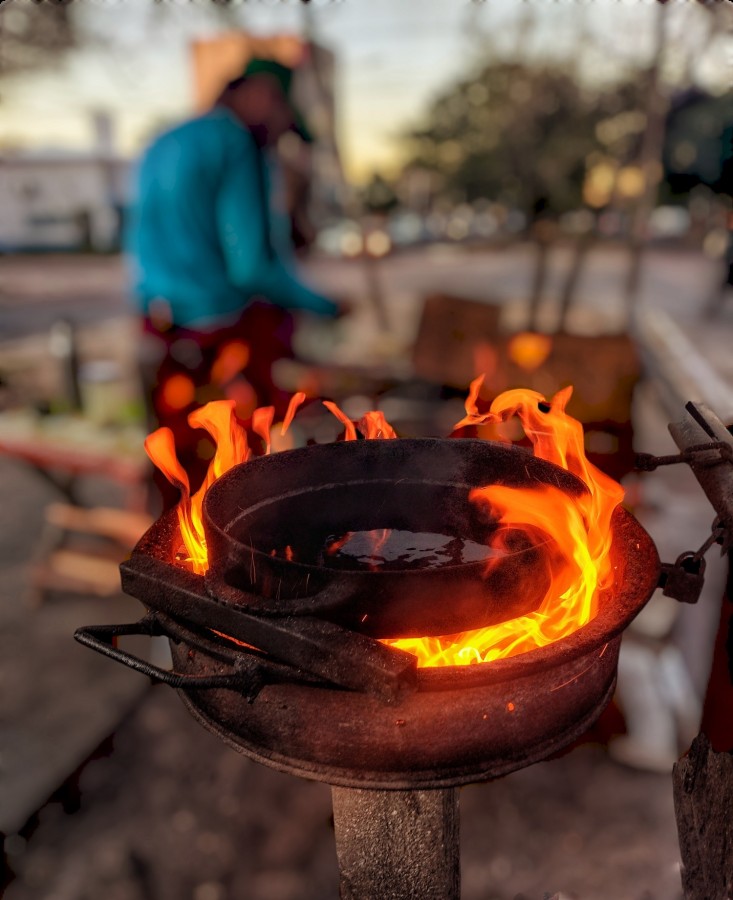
left=331, top=786, right=460, bottom=900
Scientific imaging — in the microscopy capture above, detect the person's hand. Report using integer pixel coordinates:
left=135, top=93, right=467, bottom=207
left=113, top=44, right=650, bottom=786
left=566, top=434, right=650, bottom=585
left=330, top=297, right=354, bottom=320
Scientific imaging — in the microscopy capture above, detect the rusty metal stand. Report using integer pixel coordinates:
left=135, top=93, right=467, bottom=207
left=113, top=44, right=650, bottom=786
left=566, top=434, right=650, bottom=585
left=331, top=786, right=460, bottom=900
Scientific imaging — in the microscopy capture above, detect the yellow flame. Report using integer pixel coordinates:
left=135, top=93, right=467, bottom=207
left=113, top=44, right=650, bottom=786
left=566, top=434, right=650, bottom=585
left=145, top=385, right=623, bottom=669
left=146, top=398, right=397, bottom=576
left=145, top=400, right=249, bottom=574
left=384, top=386, right=624, bottom=666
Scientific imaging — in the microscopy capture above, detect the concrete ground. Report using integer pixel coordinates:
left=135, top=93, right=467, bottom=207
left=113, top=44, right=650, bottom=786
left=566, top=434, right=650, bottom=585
left=1, top=243, right=731, bottom=899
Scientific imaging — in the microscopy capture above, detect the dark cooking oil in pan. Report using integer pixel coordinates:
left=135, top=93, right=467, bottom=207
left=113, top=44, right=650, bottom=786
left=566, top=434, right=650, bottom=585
left=319, top=529, right=503, bottom=571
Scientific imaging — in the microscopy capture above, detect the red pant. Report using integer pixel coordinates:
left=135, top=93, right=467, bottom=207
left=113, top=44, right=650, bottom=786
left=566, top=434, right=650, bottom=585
left=139, top=302, right=294, bottom=510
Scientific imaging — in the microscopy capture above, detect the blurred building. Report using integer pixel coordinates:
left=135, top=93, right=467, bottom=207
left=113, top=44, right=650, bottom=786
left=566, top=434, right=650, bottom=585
left=0, top=112, right=127, bottom=253
left=0, top=36, right=348, bottom=254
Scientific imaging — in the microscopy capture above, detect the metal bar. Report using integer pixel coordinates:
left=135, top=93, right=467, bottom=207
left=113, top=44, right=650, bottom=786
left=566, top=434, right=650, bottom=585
left=556, top=233, right=594, bottom=333
left=331, top=786, right=460, bottom=900
left=668, top=402, right=733, bottom=535
left=120, top=556, right=418, bottom=703
left=73, top=620, right=262, bottom=693
left=632, top=309, right=733, bottom=423
left=526, top=236, right=550, bottom=332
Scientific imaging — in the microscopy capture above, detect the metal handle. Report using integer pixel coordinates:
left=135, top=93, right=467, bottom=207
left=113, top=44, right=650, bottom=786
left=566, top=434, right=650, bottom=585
left=205, top=563, right=355, bottom=618
left=74, top=619, right=261, bottom=693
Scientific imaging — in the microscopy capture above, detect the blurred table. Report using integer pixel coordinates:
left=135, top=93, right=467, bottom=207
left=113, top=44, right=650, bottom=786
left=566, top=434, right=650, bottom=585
left=0, top=409, right=152, bottom=602
left=0, top=408, right=149, bottom=510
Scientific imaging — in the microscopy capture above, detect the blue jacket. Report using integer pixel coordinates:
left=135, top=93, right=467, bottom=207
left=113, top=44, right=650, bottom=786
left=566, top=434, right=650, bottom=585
left=125, top=108, right=338, bottom=328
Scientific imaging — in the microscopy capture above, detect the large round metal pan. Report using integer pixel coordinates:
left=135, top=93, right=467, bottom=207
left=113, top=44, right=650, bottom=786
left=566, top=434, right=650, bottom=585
left=168, top=505, right=660, bottom=788
left=203, top=439, right=588, bottom=638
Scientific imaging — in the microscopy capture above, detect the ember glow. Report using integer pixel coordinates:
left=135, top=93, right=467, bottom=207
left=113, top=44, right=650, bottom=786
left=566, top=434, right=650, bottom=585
left=145, top=383, right=624, bottom=667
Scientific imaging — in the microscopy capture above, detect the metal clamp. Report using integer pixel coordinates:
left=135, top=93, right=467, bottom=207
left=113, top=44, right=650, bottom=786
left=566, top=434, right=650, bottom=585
left=74, top=617, right=264, bottom=698
left=636, top=441, right=733, bottom=473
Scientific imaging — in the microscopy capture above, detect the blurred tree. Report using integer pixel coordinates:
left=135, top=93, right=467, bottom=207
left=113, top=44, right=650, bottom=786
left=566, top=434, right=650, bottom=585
left=664, top=88, right=733, bottom=198
left=362, top=172, right=399, bottom=215
left=0, top=0, right=248, bottom=79
left=0, top=1, right=76, bottom=74
left=401, top=60, right=646, bottom=220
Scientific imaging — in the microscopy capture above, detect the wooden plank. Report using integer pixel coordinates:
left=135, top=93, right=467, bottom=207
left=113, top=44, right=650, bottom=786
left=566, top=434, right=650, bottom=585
left=39, top=550, right=124, bottom=597
left=44, top=503, right=152, bottom=546
left=412, top=294, right=502, bottom=388
left=673, top=732, right=733, bottom=900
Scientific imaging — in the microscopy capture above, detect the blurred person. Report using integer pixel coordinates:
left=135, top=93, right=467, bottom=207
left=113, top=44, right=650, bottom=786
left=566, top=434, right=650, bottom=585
left=125, top=59, right=342, bottom=509
left=280, top=132, right=318, bottom=254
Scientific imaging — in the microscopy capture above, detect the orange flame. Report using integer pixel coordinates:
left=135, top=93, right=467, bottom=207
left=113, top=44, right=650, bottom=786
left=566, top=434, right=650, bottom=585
left=145, top=397, right=399, bottom=575
left=453, top=373, right=490, bottom=430
left=323, top=401, right=357, bottom=441
left=358, top=411, right=397, bottom=440
left=252, top=406, right=275, bottom=455
left=144, top=427, right=190, bottom=497
left=385, top=386, right=624, bottom=666
left=145, top=400, right=249, bottom=574
left=144, top=385, right=623, bottom=669
left=281, top=392, right=306, bottom=435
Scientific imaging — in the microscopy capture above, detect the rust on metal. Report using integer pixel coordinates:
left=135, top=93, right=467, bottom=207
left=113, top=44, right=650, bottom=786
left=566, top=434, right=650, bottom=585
left=119, top=553, right=417, bottom=704
left=332, top=786, right=460, bottom=900
left=79, top=440, right=660, bottom=789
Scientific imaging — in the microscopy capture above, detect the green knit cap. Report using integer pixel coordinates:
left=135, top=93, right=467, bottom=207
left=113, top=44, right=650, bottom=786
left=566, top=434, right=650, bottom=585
left=242, top=58, right=313, bottom=143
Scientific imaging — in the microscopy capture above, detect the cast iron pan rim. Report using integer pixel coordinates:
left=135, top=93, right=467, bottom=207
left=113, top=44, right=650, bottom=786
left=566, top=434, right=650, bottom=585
left=163, top=601, right=617, bottom=691
left=417, top=506, right=660, bottom=688
left=203, top=437, right=590, bottom=580
left=159, top=504, right=658, bottom=692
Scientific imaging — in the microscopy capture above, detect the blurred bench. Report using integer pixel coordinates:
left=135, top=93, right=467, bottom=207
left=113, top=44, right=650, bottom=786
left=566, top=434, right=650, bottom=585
left=0, top=410, right=152, bottom=603
left=28, top=503, right=153, bottom=605
left=412, top=293, right=641, bottom=482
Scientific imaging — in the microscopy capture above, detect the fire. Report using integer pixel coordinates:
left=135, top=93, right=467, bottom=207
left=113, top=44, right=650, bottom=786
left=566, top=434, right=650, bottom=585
left=145, top=383, right=624, bottom=667
left=282, top=392, right=306, bottom=435
left=384, top=380, right=624, bottom=665
left=358, top=412, right=397, bottom=440
left=323, top=401, right=357, bottom=441
left=145, top=397, right=358, bottom=574
left=252, top=406, right=275, bottom=455
left=145, top=400, right=251, bottom=574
